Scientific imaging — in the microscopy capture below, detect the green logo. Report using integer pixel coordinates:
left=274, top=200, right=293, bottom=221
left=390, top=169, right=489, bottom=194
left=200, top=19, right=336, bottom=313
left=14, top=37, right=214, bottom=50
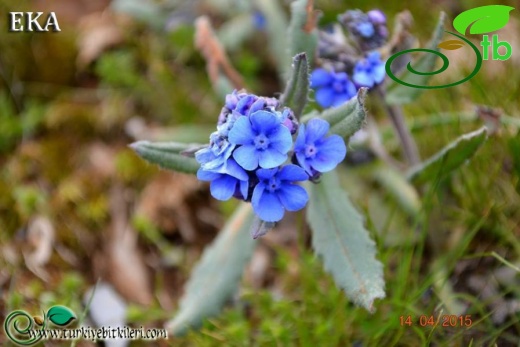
left=4, top=305, right=76, bottom=346
left=386, top=5, right=515, bottom=89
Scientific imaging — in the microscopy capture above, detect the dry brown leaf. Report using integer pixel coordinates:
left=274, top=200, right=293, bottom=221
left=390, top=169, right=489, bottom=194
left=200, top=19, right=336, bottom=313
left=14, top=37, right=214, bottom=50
left=136, top=172, right=202, bottom=242
left=22, top=216, right=55, bottom=282
left=195, top=16, right=244, bottom=89
left=77, top=11, right=128, bottom=68
left=106, top=185, right=153, bottom=306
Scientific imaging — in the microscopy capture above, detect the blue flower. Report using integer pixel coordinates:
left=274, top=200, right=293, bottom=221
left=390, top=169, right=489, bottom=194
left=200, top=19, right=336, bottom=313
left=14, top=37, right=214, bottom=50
left=218, top=90, right=279, bottom=126
left=197, top=158, right=249, bottom=201
left=195, top=132, right=235, bottom=172
left=356, top=22, right=375, bottom=38
left=195, top=135, right=233, bottom=171
left=352, top=51, right=386, bottom=88
left=252, top=11, right=266, bottom=30
left=294, top=118, right=346, bottom=176
left=228, top=110, right=292, bottom=170
left=311, top=69, right=357, bottom=108
left=252, top=165, right=309, bottom=222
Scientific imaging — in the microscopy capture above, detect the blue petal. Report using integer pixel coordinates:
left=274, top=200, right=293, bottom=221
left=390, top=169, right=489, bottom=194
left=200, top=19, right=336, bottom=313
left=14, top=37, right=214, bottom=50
left=347, top=81, right=357, bottom=97
left=305, top=118, right=330, bottom=143
left=315, top=87, right=335, bottom=108
left=197, top=168, right=220, bottom=181
left=258, top=149, right=287, bottom=169
left=277, top=184, right=308, bottom=211
left=248, top=98, right=265, bottom=116
left=267, top=125, right=292, bottom=154
left=251, top=182, right=266, bottom=206
left=239, top=179, right=249, bottom=199
left=225, top=158, right=249, bottom=181
left=294, top=124, right=306, bottom=152
left=252, top=189, right=285, bottom=222
left=311, top=135, right=347, bottom=172
left=256, top=168, right=278, bottom=180
left=332, top=93, right=351, bottom=107
left=295, top=151, right=312, bottom=175
left=373, top=63, right=386, bottom=84
left=278, top=164, right=309, bottom=182
left=235, top=95, right=255, bottom=115
left=195, top=146, right=214, bottom=165
left=250, top=110, right=280, bottom=134
left=228, top=117, right=255, bottom=145
left=310, top=69, right=333, bottom=88
left=233, top=145, right=259, bottom=170
left=357, top=22, right=375, bottom=37
left=353, top=70, right=374, bottom=87
left=367, top=51, right=381, bottom=64
left=210, top=175, right=238, bottom=201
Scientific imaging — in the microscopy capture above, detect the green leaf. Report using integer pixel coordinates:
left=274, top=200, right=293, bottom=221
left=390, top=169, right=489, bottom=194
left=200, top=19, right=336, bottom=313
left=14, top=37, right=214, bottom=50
left=166, top=204, right=257, bottom=335
left=130, top=141, right=201, bottom=175
left=453, top=5, right=515, bottom=35
left=371, top=163, right=421, bottom=217
left=406, top=127, right=488, bottom=184
left=303, top=88, right=367, bottom=140
left=47, top=306, right=76, bottom=327
left=307, top=171, right=385, bottom=312
left=279, top=53, right=309, bottom=118
left=254, top=0, right=290, bottom=79
left=386, top=12, right=446, bottom=105
left=217, top=13, right=255, bottom=51
left=287, top=0, right=318, bottom=71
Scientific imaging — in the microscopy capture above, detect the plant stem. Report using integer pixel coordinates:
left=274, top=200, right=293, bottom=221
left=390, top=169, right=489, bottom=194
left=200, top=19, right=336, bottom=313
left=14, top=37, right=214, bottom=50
left=376, top=87, right=420, bottom=166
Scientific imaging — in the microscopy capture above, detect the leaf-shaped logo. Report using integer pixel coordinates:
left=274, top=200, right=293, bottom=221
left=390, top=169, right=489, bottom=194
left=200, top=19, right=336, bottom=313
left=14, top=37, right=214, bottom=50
left=438, top=39, right=465, bottom=50
left=46, top=306, right=76, bottom=326
left=453, top=5, right=515, bottom=35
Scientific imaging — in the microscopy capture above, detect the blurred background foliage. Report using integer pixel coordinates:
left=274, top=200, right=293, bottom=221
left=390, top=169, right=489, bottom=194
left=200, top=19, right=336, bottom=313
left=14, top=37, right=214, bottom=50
left=0, top=0, right=519, bottom=346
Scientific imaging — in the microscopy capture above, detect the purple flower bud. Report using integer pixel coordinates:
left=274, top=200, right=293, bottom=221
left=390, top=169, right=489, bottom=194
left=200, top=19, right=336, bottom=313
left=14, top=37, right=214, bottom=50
left=368, top=9, right=386, bottom=25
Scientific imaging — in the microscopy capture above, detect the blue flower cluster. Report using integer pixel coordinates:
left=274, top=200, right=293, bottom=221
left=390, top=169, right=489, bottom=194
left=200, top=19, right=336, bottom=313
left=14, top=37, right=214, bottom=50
left=196, top=91, right=347, bottom=222
left=338, top=9, right=388, bottom=51
left=311, top=51, right=385, bottom=108
left=312, top=8, right=388, bottom=109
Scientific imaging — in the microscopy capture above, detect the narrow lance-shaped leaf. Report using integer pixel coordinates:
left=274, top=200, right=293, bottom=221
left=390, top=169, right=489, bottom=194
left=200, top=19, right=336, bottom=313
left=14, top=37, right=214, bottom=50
left=453, top=5, right=515, bottom=35
left=307, top=171, right=385, bottom=312
left=130, top=141, right=202, bottom=175
left=166, top=203, right=257, bottom=335
left=302, top=88, right=367, bottom=140
left=279, top=53, right=309, bottom=118
left=287, top=0, right=318, bottom=70
left=385, top=12, right=446, bottom=105
left=406, top=127, right=488, bottom=184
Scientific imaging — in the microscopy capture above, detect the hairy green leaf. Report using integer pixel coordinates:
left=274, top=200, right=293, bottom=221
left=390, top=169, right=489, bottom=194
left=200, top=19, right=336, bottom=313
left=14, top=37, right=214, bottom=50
left=279, top=53, right=309, bottom=118
left=453, top=5, right=514, bottom=35
left=386, top=12, right=446, bottom=105
left=130, top=141, right=201, bottom=175
left=303, top=88, right=367, bottom=140
left=288, top=0, right=318, bottom=70
left=307, top=171, right=385, bottom=312
left=166, top=204, right=257, bottom=335
left=47, top=306, right=76, bottom=327
left=406, top=127, right=488, bottom=184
